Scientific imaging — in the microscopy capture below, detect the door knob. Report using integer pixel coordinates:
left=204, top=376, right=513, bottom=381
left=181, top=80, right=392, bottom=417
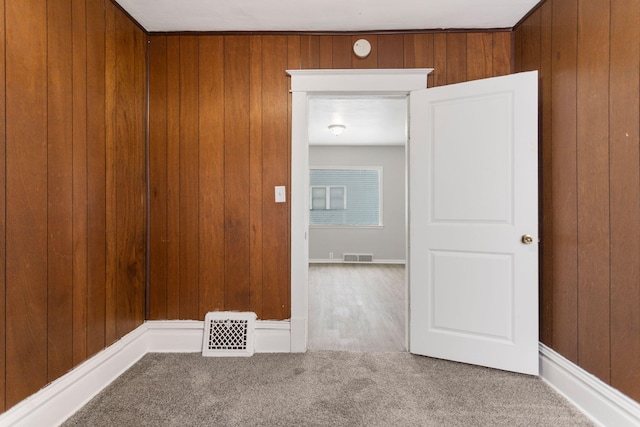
left=521, top=234, right=534, bottom=245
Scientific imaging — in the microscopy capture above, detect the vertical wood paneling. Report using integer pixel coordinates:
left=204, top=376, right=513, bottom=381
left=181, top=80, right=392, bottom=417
left=492, top=32, right=512, bottom=76
left=576, top=0, right=611, bottom=382
left=516, top=0, right=640, bottom=400
left=198, top=36, right=225, bottom=318
left=445, top=33, right=467, bottom=83
left=404, top=34, right=434, bottom=87
left=148, top=29, right=515, bottom=326
left=319, top=35, right=333, bottom=69
left=433, top=34, right=447, bottom=86
left=46, top=0, right=74, bottom=382
left=261, top=36, right=290, bottom=319
left=549, top=0, right=578, bottom=361
left=224, top=36, right=251, bottom=311
left=467, top=33, right=493, bottom=81
left=249, top=36, right=264, bottom=318
left=85, top=0, right=107, bottom=357
left=71, top=0, right=88, bottom=366
left=104, top=0, right=117, bottom=345
left=149, top=36, right=168, bottom=319
left=5, top=0, right=48, bottom=407
left=300, top=35, right=320, bottom=69
left=1, top=0, right=146, bottom=412
left=609, top=0, right=640, bottom=402
left=377, top=34, right=404, bottom=68
left=332, top=36, right=352, bottom=68
left=165, top=37, right=181, bottom=319
left=0, top=0, right=6, bottom=412
left=538, top=0, right=554, bottom=347
left=178, top=36, right=200, bottom=319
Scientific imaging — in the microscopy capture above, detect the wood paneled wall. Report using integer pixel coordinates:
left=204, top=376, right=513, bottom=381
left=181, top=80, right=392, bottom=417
left=147, top=32, right=513, bottom=320
left=0, top=0, right=147, bottom=411
left=515, top=0, right=640, bottom=401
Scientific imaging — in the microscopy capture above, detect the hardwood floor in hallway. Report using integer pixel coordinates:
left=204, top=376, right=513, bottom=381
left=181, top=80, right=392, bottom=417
left=308, top=263, right=405, bottom=352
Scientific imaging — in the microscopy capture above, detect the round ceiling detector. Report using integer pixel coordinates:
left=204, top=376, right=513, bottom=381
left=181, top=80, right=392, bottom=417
left=353, top=39, right=371, bottom=58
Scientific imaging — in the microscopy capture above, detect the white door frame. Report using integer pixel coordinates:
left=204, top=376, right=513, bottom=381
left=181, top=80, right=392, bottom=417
left=287, top=69, right=433, bottom=352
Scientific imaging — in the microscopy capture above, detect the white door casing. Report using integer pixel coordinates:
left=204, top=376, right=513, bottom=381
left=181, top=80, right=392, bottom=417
left=288, top=69, right=433, bottom=352
left=409, top=71, right=539, bottom=375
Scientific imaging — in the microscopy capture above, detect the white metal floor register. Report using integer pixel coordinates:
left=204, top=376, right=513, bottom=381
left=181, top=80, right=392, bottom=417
left=202, top=312, right=257, bottom=357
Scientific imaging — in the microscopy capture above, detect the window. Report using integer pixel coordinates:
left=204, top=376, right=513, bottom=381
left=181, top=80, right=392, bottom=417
left=310, top=186, right=346, bottom=210
left=309, top=167, right=381, bottom=227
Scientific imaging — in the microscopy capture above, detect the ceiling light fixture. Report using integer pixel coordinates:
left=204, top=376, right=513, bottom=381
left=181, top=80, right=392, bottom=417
left=328, top=124, right=346, bottom=136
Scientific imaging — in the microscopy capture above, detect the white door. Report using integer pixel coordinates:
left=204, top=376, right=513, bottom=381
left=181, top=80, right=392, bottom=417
left=409, top=71, right=539, bottom=375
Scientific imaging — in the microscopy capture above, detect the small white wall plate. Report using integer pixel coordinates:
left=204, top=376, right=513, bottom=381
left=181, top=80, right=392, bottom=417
left=353, top=39, right=372, bottom=58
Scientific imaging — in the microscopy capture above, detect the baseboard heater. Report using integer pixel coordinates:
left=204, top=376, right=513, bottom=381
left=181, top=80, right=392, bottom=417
left=343, top=253, right=374, bottom=263
left=202, top=311, right=256, bottom=357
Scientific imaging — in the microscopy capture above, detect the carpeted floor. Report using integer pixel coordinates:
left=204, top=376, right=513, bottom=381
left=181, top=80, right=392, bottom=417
left=63, top=352, right=594, bottom=427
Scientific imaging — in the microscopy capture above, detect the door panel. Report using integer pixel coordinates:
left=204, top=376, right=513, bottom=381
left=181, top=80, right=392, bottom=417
left=409, top=71, right=539, bottom=375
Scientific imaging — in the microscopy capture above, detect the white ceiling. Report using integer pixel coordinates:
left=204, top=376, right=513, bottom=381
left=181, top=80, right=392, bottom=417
left=115, top=0, right=541, bottom=33
left=308, top=96, right=408, bottom=146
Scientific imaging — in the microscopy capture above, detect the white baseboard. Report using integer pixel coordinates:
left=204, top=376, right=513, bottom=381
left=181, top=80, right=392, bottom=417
left=539, top=343, right=640, bottom=427
left=0, top=319, right=291, bottom=427
left=0, top=325, right=149, bottom=427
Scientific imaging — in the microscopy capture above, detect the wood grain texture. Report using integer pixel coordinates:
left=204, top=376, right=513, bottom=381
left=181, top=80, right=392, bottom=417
left=261, top=36, right=290, bottom=319
left=516, top=0, right=640, bottom=400
left=165, top=36, right=181, bottom=320
left=224, top=36, right=252, bottom=311
left=576, top=0, right=611, bottom=382
left=249, top=36, right=264, bottom=318
left=72, top=0, right=89, bottom=367
left=0, top=0, right=146, bottom=412
left=147, top=29, right=514, bottom=325
left=198, top=36, right=225, bottom=318
left=178, top=36, right=200, bottom=319
left=377, top=34, right=403, bottom=69
left=0, top=0, right=5, bottom=413
left=309, top=264, right=405, bottom=352
left=492, top=32, right=512, bottom=77
left=5, top=0, right=48, bottom=407
left=104, top=0, right=118, bottom=346
left=467, top=33, right=493, bottom=81
left=538, top=0, right=554, bottom=347
left=609, top=0, right=640, bottom=402
left=47, top=0, right=74, bottom=382
left=549, top=0, right=579, bottom=362
left=85, top=0, right=107, bottom=358
left=445, top=33, right=467, bottom=84
left=149, top=36, right=169, bottom=319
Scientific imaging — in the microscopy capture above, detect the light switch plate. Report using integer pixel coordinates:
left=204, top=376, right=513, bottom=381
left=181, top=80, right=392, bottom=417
left=275, top=186, right=286, bottom=203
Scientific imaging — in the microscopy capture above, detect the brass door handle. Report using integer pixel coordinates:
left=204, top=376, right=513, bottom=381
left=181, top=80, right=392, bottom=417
left=521, top=234, right=534, bottom=245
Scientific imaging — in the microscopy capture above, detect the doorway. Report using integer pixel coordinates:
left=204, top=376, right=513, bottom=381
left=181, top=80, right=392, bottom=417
left=287, top=69, right=432, bottom=352
left=306, top=94, right=408, bottom=351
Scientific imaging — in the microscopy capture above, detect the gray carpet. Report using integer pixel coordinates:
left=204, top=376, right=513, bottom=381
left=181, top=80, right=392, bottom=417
left=63, top=352, right=593, bottom=427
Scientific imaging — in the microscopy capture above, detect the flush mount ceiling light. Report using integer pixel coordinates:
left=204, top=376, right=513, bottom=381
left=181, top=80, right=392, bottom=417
left=328, top=124, right=346, bottom=136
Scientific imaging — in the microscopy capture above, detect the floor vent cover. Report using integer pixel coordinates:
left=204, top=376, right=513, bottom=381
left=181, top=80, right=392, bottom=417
left=343, top=253, right=374, bottom=263
left=202, top=311, right=256, bottom=357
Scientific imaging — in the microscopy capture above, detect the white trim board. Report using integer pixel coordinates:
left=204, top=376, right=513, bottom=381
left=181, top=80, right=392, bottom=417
left=540, top=343, right=640, bottom=427
left=0, top=320, right=290, bottom=427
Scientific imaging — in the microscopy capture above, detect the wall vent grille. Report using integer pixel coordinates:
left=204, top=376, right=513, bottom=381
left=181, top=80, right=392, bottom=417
left=343, top=253, right=374, bottom=263
left=202, top=312, right=256, bottom=357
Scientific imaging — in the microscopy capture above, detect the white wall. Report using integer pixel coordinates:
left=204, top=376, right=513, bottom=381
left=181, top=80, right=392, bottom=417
left=309, top=145, right=405, bottom=262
